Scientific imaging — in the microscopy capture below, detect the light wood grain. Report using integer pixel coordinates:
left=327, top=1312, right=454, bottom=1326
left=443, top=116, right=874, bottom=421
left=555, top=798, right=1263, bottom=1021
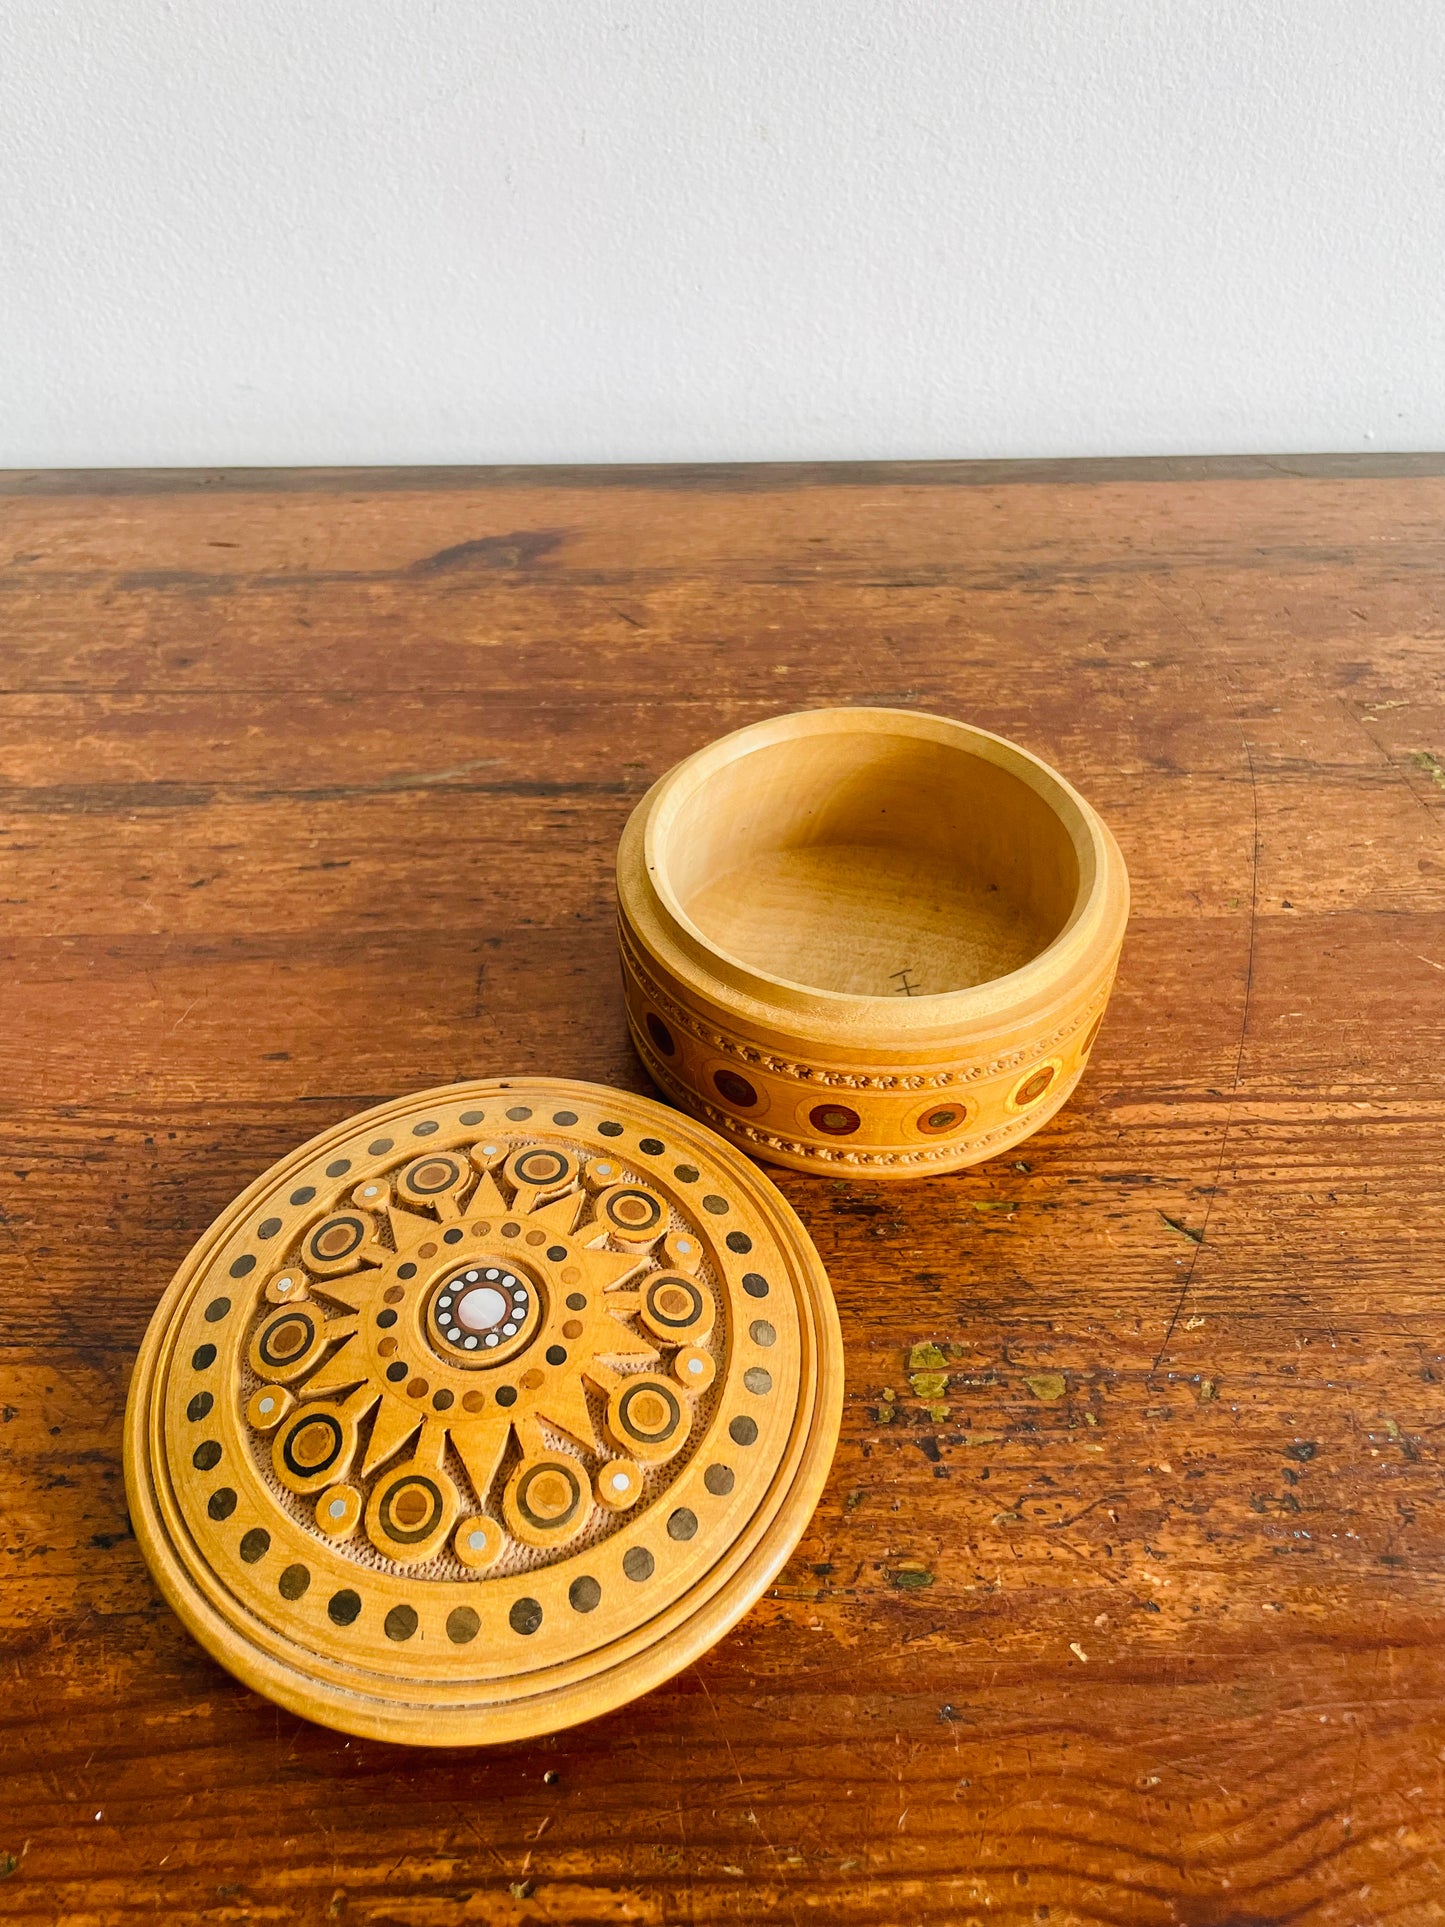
left=617, top=707, right=1128, bottom=1173
left=2, top=456, right=1445, bottom=1923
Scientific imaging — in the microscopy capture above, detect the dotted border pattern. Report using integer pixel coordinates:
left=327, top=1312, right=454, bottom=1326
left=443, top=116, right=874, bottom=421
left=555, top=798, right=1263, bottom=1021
left=632, top=1033, right=1085, bottom=1168
left=618, top=916, right=1113, bottom=1089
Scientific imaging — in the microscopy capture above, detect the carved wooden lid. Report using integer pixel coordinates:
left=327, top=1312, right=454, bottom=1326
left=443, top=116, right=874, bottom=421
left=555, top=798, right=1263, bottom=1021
left=124, top=1079, right=842, bottom=1744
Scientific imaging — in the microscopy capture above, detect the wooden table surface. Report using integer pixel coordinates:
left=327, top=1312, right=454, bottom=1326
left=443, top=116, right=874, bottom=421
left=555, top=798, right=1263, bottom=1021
left=3, top=455, right=1444, bottom=1925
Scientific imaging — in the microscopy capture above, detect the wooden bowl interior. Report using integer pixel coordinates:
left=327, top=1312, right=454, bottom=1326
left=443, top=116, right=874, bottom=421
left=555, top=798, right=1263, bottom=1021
left=660, top=728, right=1082, bottom=998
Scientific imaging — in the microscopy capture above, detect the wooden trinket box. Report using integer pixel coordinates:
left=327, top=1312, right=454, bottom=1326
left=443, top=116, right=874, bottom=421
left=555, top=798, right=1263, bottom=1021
left=125, top=1080, right=842, bottom=1744
left=618, top=707, right=1129, bottom=1175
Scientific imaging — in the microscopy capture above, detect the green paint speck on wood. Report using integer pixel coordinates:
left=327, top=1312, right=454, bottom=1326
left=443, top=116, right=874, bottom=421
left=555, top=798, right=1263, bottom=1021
left=1026, top=1371, right=1068, bottom=1401
left=908, top=1342, right=947, bottom=1371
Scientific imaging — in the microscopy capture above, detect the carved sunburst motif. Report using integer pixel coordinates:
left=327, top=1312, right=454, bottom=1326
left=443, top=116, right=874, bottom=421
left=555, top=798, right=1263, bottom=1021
left=128, top=1080, right=841, bottom=1746
left=247, top=1136, right=718, bottom=1572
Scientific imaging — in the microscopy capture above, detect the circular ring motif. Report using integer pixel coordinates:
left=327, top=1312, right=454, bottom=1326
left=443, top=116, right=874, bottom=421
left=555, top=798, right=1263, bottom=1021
left=809, top=1101, right=861, bottom=1137
left=426, top=1264, right=540, bottom=1365
left=366, top=1464, right=459, bottom=1566
left=506, top=1457, right=587, bottom=1547
left=644, top=1012, right=676, bottom=1057
left=508, top=1146, right=575, bottom=1191
left=378, top=1475, right=445, bottom=1545
left=303, top=1213, right=369, bottom=1272
left=596, top=1183, right=665, bottom=1241
left=606, top=1376, right=687, bottom=1462
left=273, top=1404, right=352, bottom=1494
left=250, top=1308, right=323, bottom=1380
left=640, top=1273, right=714, bottom=1342
left=713, top=1068, right=759, bottom=1110
left=398, top=1152, right=465, bottom=1198
left=1009, top=1060, right=1061, bottom=1110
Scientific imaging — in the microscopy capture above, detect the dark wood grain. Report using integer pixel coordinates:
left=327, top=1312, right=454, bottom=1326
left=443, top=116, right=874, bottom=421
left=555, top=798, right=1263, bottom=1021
left=2, top=457, right=1444, bottom=1925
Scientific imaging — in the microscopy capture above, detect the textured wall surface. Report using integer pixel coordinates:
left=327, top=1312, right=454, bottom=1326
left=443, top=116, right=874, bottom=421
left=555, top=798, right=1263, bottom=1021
left=2, top=0, right=1442, bottom=466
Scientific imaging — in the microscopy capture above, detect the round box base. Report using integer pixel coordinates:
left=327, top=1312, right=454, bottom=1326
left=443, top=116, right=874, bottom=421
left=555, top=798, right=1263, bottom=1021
left=616, top=708, right=1129, bottom=1176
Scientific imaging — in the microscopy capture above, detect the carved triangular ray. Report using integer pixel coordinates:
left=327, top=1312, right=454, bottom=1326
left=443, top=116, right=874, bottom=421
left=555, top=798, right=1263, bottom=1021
left=523, top=1189, right=586, bottom=1235
left=577, top=1243, right=652, bottom=1292
left=535, top=1371, right=599, bottom=1453
left=361, top=1398, right=423, bottom=1477
left=466, top=1169, right=511, bottom=1220
left=300, top=1329, right=368, bottom=1396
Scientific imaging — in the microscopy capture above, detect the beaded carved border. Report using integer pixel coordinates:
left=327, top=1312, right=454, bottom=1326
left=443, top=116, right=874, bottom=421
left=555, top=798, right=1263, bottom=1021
left=618, top=917, right=1114, bottom=1091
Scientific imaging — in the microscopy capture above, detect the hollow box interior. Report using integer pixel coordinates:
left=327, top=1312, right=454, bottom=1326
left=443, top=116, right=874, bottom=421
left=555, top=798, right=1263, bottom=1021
left=662, top=728, right=1081, bottom=999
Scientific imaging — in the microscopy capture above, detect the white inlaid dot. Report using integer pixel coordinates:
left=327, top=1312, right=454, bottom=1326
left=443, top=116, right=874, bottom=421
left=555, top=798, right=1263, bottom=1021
left=687, top=1358, right=704, bottom=1375
left=363, top=1185, right=379, bottom=1198
left=611, top=1472, right=629, bottom=1492
left=328, top=1498, right=346, bottom=1519
left=456, top=1285, right=508, bottom=1332
left=485, top=1268, right=499, bottom=1280
left=483, top=1334, right=496, bottom=1348
left=468, top=1529, right=486, bottom=1550
left=259, top=1396, right=275, bottom=1414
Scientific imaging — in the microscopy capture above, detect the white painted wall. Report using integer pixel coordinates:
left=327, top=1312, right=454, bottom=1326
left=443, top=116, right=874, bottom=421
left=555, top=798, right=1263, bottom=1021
left=2, top=1, right=1442, bottom=467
